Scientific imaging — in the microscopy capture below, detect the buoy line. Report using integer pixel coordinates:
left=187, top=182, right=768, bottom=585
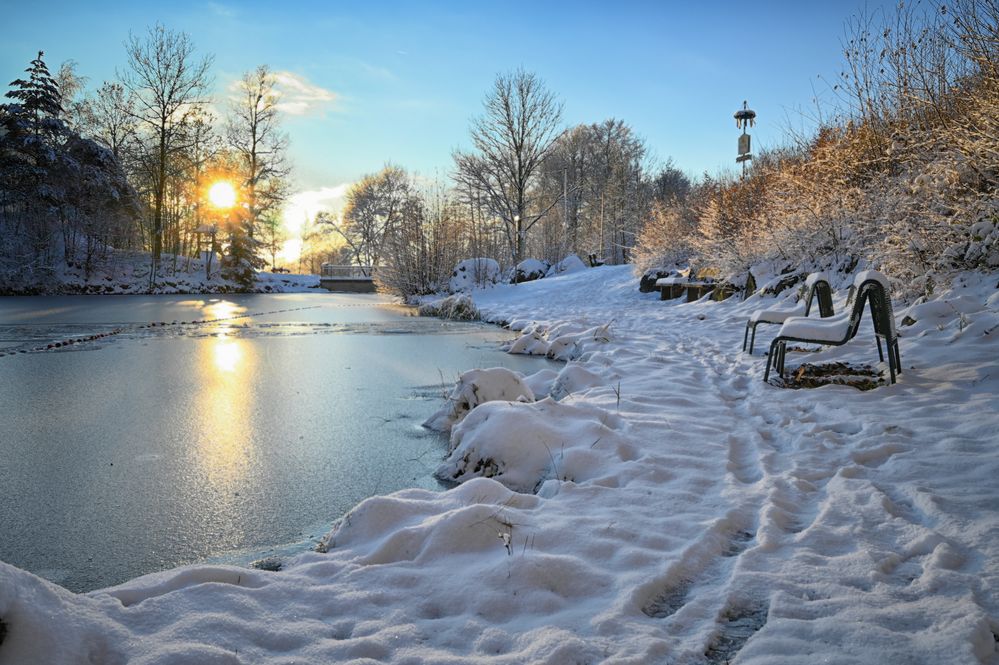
left=0, top=305, right=324, bottom=359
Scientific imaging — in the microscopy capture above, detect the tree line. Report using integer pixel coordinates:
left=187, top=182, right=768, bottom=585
left=332, top=68, right=690, bottom=297
left=633, top=0, right=999, bottom=299
left=0, top=24, right=290, bottom=291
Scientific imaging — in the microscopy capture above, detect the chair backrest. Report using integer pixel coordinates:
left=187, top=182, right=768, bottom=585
left=842, top=270, right=897, bottom=344
left=802, top=272, right=835, bottom=318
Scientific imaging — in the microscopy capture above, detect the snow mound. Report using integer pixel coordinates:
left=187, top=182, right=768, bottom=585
left=546, top=254, right=587, bottom=277
left=448, top=258, right=501, bottom=293
left=522, top=368, right=559, bottom=399
left=423, top=367, right=535, bottom=432
left=436, top=398, right=625, bottom=493
left=507, top=321, right=612, bottom=361
left=550, top=364, right=608, bottom=401
left=322, top=478, right=541, bottom=564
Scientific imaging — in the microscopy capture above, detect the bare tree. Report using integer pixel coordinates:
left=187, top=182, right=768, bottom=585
left=330, top=165, right=412, bottom=272
left=87, top=82, right=138, bottom=163
left=225, top=65, right=290, bottom=239
left=259, top=214, right=289, bottom=269
left=122, top=23, right=213, bottom=272
left=453, top=69, right=563, bottom=263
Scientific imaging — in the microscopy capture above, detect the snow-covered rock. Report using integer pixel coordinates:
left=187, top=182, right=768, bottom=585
left=511, top=258, right=549, bottom=284
left=423, top=367, right=535, bottom=432
left=546, top=254, right=587, bottom=277
left=448, top=258, right=501, bottom=293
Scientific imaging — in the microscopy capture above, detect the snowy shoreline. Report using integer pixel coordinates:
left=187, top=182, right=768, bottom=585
left=1, top=265, right=998, bottom=664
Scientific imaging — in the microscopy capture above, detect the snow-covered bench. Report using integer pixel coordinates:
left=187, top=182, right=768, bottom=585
left=742, top=272, right=834, bottom=354
left=655, top=276, right=685, bottom=300
left=655, top=272, right=717, bottom=302
left=763, top=270, right=902, bottom=384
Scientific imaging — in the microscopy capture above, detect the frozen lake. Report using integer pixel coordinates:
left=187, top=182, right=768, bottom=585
left=0, top=293, right=550, bottom=592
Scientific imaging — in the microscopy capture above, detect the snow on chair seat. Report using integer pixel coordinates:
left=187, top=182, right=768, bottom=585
left=763, top=270, right=902, bottom=385
left=742, top=272, right=834, bottom=354
left=749, top=306, right=804, bottom=324
left=776, top=310, right=852, bottom=342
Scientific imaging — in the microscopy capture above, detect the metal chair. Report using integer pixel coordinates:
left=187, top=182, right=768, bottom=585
left=764, top=270, right=902, bottom=384
left=743, top=272, right=834, bottom=354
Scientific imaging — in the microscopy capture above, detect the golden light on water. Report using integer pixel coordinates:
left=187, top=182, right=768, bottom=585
left=195, top=301, right=255, bottom=494
left=208, top=180, right=237, bottom=209
left=203, top=299, right=246, bottom=321
left=214, top=340, right=242, bottom=373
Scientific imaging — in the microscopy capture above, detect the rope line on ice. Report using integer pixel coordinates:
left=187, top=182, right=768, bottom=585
left=0, top=305, right=327, bottom=358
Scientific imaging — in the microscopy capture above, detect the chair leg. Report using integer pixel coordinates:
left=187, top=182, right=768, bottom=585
left=777, top=341, right=786, bottom=378
left=893, top=340, right=902, bottom=374
left=764, top=340, right=776, bottom=382
left=749, top=325, right=758, bottom=354
left=875, top=335, right=885, bottom=362
left=743, top=323, right=750, bottom=352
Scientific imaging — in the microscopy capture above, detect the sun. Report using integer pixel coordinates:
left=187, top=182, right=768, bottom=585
left=208, top=181, right=237, bottom=209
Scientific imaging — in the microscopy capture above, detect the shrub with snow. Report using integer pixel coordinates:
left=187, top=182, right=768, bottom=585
left=507, top=321, right=612, bottom=361
left=417, top=294, right=480, bottom=321
left=436, top=398, right=626, bottom=493
left=448, top=258, right=501, bottom=293
left=423, top=367, right=535, bottom=432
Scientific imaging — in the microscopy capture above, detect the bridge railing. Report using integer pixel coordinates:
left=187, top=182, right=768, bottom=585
left=320, top=264, right=375, bottom=279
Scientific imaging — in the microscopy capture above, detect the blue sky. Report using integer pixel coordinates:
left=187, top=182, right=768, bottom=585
left=2, top=0, right=895, bottom=225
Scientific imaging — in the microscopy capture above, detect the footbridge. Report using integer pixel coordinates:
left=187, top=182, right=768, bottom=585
left=319, top=264, right=377, bottom=293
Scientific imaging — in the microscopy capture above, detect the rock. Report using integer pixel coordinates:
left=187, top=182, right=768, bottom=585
left=511, top=259, right=549, bottom=284
left=639, top=269, right=672, bottom=293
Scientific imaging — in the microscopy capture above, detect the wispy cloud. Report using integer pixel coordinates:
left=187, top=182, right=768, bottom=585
left=271, top=71, right=338, bottom=116
left=206, top=2, right=236, bottom=18
left=282, top=184, right=351, bottom=232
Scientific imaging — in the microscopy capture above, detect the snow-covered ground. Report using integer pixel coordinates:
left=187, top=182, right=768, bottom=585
left=1, top=265, right=997, bottom=664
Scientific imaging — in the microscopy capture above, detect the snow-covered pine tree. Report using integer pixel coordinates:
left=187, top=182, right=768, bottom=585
left=4, top=51, right=64, bottom=141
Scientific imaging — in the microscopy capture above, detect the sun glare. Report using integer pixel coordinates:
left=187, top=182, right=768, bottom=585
left=208, top=181, right=237, bottom=209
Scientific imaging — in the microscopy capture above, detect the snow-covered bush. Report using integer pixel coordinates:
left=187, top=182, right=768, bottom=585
left=436, top=398, right=625, bottom=493
left=448, top=258, right=501, bottom=293
left=507, top=321, right=612, bottom=361
left=417, top=294, right=480, bottom=321
left=632, top=202, right=696, bottom=279
left=423, top=367, right=535, bottom=432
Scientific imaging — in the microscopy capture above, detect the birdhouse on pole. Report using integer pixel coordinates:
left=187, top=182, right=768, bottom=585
left=734, top=100, right=756, bottom=176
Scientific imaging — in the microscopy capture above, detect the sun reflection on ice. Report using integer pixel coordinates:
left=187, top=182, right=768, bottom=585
left=202, top=299, right=246, bottom=322
left=195, top=331, right=256, bottom=508
left=214, top=340, right=242, bottom=373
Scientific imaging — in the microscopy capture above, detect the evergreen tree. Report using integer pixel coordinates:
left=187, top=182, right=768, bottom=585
left=221, top=214, right=266, bottom=289
left=4, top=51, right=65, bottom=146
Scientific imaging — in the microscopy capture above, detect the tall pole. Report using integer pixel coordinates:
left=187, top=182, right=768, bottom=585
left=735, top=101, right=756, bottom=179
